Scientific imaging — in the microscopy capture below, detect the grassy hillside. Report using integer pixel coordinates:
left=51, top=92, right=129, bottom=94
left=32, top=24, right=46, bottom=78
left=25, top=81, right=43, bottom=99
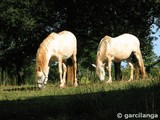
left=0, top=78, right=160, bottom=120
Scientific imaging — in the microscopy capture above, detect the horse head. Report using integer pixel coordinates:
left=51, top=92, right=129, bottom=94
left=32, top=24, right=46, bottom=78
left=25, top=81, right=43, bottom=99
left=92, top=61, right=106, bottom=81
left=36, top=66, right=49, bottom=89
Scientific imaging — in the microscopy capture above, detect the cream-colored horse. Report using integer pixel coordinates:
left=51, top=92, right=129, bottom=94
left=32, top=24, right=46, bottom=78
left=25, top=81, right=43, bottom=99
left=92, top=33, right=146, bottom=83
left=36, top=31, right=78, bottom=88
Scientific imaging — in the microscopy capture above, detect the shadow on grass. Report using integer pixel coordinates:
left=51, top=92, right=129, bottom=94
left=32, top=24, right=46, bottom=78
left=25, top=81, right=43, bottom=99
left=3, top=86, right=39, bottom=91
left=0, top=84, right=160, bottom=120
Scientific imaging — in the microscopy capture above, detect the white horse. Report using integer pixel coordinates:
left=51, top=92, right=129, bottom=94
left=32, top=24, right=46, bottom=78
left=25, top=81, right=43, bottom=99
left=36, top=31, right=78, bottom=88
left=92, top=33, right=146, bottom=83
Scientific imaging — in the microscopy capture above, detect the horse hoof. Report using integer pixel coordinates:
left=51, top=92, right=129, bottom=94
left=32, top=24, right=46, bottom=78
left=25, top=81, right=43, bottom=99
left=107, top=80, right=112, bottom=83
left=128, top=79, right=133, bottom=82
left=60, top=84, right=65, bottom=88
left=74, top=83, right=78, bottom=87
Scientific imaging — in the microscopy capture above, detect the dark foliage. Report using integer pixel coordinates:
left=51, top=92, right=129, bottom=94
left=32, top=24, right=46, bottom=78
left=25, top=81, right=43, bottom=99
left=0, top=0, right=160, bottom=84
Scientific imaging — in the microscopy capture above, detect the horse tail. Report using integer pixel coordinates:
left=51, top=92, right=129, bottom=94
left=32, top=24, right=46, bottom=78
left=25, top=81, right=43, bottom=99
left=66, top=58, right=74, bottom=83
left=134, top=49, right=146, bottom=79
left=138, top=50, right=146, bottom=78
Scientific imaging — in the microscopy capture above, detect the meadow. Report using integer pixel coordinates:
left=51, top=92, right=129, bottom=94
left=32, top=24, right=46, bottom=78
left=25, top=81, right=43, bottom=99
left=0, top=78, right=160, bottom=120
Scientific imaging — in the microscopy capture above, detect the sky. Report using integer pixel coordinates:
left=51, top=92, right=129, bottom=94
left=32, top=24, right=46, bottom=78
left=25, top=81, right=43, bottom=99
left=153, top=37, right=160, bottom=56
left=151, top=25, right=160, bottom=56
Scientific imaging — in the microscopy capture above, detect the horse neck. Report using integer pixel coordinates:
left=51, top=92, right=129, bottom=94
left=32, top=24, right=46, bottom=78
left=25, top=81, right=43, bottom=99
left=96, top=52, right=105, bottom=66
left=97, top=47, right=106, bottom=64
left=36, top=49, right=49, bottom=73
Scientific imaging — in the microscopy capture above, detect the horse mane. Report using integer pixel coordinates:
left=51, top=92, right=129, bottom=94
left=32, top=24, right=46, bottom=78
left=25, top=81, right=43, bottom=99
left=36, top=49, right=47, bottom=72
left=97, top=35, right=111, bottom=62
left=39, top=32, right=58, bottom=51
left=36, top=32, right=58, bottom=72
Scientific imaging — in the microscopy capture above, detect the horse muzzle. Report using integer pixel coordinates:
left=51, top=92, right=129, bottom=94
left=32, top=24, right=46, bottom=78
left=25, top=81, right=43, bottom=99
left=37, top=76, right=48, bottom=89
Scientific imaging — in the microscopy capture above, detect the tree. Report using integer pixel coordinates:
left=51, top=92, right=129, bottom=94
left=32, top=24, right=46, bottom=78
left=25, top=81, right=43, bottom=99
left=0, top=0, right=44, bottom=84
left=55, top=0, right=160, bottom=79
left=0, top=0, right=160, bottom=84
left=55, top=0, right=159, bottom=61
left=0, top=0, right=68, bottom=84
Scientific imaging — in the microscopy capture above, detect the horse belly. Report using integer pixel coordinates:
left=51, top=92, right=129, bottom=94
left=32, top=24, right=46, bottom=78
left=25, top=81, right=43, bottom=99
left=114, top=53, right=131, bottom=62
left=112, top=47, right=133, bottom=62
left=63, top=36, right=76, bottom=58
left=62, top=48, right=73, bottom=59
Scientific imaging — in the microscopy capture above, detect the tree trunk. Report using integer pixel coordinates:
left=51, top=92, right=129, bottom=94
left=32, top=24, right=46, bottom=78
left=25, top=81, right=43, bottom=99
left=16, top=66, right=24, bottom=85
left=1, top=63, right=6, bottom=85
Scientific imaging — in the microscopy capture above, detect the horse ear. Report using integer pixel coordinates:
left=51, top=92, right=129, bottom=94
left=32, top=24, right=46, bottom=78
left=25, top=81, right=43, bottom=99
left=92, top=64, right=97, bottom=68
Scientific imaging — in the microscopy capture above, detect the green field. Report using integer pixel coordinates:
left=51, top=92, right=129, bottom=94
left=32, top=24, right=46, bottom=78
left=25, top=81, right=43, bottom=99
left=0, top=78, right=160, bottom=120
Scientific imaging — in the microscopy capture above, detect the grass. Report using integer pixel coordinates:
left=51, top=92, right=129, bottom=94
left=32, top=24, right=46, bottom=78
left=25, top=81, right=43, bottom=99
left=0, top=78, right=160, bottom=120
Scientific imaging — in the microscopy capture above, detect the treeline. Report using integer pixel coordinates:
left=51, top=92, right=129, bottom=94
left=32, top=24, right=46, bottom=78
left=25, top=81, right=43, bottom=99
left=0, top=0, right=160, bottom=85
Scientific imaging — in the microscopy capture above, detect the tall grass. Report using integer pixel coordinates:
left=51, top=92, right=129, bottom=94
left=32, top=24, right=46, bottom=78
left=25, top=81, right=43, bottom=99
left=0, top=77, right=160, bottom=120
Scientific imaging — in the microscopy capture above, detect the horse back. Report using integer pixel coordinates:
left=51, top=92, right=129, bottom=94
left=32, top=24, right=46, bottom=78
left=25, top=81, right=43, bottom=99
left=111, top=33, right=140, bottom=51
left=98, top=33, right=141, bottom=62
left=113, top=33, right=139, bottom=45
left=58, top=31, right=77, bottom=59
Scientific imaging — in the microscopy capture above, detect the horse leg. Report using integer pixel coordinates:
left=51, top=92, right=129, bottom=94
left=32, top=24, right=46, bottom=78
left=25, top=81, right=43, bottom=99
left=44, top=66, right=50, bottom=85
left=58, top=58, right=65, bottom=88
left=62, top=63, right=67, bottom=85
left=133, top=50, right=146, bottom=79
left=127, top=59, right=134, bottom=82
left=107, top=60, right=112, bottom=83
left=71, top=55, right=78, bottom=87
